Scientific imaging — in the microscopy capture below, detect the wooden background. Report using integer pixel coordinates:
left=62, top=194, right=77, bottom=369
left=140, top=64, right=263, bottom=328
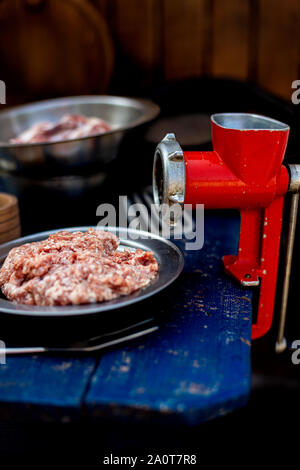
left=93, top=0, right=300, bottom=100
left=0, top=0, right=299, bottom=102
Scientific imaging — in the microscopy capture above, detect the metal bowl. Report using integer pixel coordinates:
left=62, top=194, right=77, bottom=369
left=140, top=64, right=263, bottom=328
left=0, top=96, right=160, bottom=175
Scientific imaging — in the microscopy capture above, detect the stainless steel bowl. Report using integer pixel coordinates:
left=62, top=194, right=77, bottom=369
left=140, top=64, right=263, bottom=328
left=0, top=95, right=160, bottom=174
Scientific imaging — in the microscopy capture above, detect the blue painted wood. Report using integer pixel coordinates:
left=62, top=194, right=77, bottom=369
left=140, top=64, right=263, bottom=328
left=85, top=211, right=252, bottom=425
left=0, top=356, right=96, bottom=421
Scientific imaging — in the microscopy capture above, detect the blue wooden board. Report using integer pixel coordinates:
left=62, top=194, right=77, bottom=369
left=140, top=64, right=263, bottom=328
left=0, top=211, right=252, bottom=424
left=85, top=211, right=252, bottom=425
left=0, top=356, right=96, bottom=421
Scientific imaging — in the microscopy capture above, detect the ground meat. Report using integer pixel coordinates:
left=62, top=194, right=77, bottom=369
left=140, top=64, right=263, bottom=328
left=0, top=229, right=159, bottom=306
left=10, top=114, right=111, bottom=144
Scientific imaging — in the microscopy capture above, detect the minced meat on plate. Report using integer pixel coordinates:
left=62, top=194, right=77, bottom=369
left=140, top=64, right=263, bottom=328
left=0, top=229, right=158, bottom=306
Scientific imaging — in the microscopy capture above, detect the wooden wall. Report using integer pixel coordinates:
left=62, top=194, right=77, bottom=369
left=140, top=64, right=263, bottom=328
left=0, top=0, right=299, bottom=102
left=92, top=0, right=300, bottom=100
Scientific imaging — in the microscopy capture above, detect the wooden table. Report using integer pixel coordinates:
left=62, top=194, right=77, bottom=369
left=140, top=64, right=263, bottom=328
left=0, top=211, right=252, bottom=427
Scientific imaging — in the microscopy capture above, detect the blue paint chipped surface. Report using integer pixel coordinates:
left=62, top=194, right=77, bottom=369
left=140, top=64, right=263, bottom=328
left=85, top=211, right=252, bottom=424
left=0, top=356, right=95, bottom=408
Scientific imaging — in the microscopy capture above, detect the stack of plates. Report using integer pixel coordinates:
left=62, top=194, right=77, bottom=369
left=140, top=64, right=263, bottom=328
left=0, top=193, right=20, bottom=244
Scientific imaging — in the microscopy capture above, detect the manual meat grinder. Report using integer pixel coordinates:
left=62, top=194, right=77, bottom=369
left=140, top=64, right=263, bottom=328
left=153, top=113, right=300, bottom=348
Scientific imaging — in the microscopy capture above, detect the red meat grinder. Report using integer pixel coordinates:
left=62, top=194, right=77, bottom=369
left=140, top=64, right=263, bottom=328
left=153, top=113, right=300, bottom=344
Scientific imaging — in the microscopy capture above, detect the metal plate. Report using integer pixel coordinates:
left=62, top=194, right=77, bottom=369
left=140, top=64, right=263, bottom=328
left=0, top=227, right=184, bottom=317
